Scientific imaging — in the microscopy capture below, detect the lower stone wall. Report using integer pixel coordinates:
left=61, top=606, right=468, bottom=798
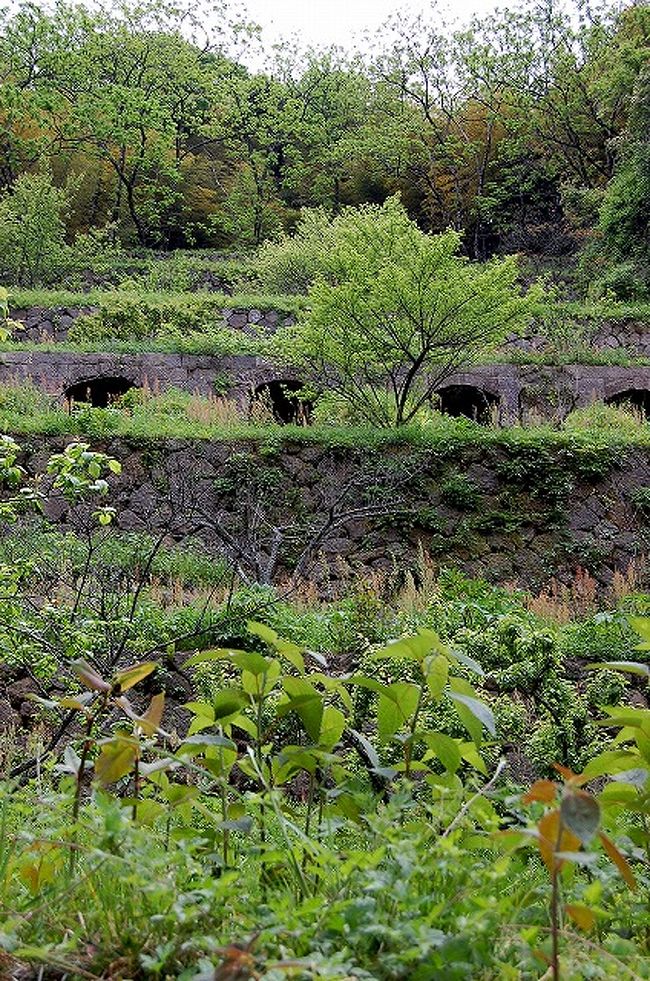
left=1, top=350, right=649, bottom=422
left=17, top=435, right=650, bottom=593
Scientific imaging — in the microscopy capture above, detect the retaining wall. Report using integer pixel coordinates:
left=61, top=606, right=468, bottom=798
left=1, top=350, right=649, bottom=422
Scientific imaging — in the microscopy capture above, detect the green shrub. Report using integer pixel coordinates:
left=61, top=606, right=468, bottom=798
left=564, top=402, right=647, bottom=434
left=631, top=486, right=650, bottom=520
left=0, top=173, right=71, bottom=287
left=439, top=474, right=481, bottom=510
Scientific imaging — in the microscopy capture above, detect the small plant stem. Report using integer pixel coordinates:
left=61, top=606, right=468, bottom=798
left=220, top=779, right=230, bottom=867
left=300, top=771, right=318, bottom=885
left=442, top=759, right=506, bottom=838
left=255, top=698, right=267, bottom=847
left=72, top=714, right=95, bottom=824
left=404, top=687, right=423, bottom=779
left=304, top=772, right=316, bottom=839
left=551, top=819, right=564, bottom=981
left=132, top=748, right=140, bottom=822
left=70, top=695, right=107, bottom=874
left=216, top=732, right=230, bottom=867
left=317, top=780, right=324, bottom=830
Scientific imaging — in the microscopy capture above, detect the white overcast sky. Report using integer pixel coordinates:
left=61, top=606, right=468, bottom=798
left=243, top=0, right=500, bottom=49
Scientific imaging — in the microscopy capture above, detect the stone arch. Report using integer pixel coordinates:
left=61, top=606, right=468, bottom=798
left=604, top=388, right=650, bottom=418
left=65, top=376, right=136, bottom=408
left=250, top=379, right=313, bottom=425
left=435, top=384, right=500, bottom=425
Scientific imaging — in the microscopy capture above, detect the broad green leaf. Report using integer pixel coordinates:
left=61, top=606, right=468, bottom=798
left=230, top=651, right=274, bottom=676
left=282, top=678, right=323, bottom=741
left=629, top=616, right=650, bottom=650
left=184, top=701, right=215, bottom=719
left=95, top=737, right=137, bottom=785
left=348, top=674, right=388, bottom=695
left=582, top=750, right=641, bottom=780
left=588, top=661, right=650, bottom=677
left=213, top=689, right=248, bottom=720
left=314, top=674, right=354, bottom=713
left=181, top=734, right=237, bottom=750
left=451, top=650, right=485, bottom=676
left=247, top=621, right=305, bottom=673
left=72, top=659, right=110, bottom=693
left=377, top=682, right=419, bottom=743
left=114, top=661, right=157, bottom=692
left=459, top=741, right=488, bottom=775
left=319, top=706, right=346, bottom=751
left=422, top=730, right=461, bottom=773
left=350, top=728, right=381, bottom=769
left=371, top=628, right=448, bottom=663
left=449, top=677, right=495, bottom=742
left=636, top=729, right=650, bottom=765
left=139, top=759, right=176, bottom=777
left=599, top=706, right=650, bottom=729
left=242, top=659, right=281, bottom=699
left=57, top=694, right=93, bottom=710
left=424, top=654, right=448, bottom=700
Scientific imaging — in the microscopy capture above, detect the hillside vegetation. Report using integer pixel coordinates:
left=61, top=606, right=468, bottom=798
left=0, top=0, right=649, bottom=978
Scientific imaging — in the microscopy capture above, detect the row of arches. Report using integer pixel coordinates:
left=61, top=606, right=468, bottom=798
left=62, top=376, right=650, bottom=425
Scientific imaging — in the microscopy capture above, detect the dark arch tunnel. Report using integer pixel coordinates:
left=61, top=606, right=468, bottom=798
left=435, top=384, right=500, bottom=425
left=251, top=380, right=314, bottom=425
left=65, top=376, right=136, bottom=408
left=604, top=389, right=650, bottom=419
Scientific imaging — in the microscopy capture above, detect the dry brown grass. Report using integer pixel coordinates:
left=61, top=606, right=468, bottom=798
left=527, top=559, right=647, bottom=623
left=186, top=393, right=243, bottom=427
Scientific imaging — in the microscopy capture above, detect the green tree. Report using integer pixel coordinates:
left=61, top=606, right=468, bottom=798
left=0, top=171, right=71, bottom=285
left=595, top=64, right=650, bottom=297
left=279, top=197, right=540, bottom=427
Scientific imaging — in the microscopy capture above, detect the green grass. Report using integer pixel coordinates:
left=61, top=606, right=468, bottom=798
left=0, top=383, right=648, bottom=453
left=8, top=288, right=305, bottom=315
left=0, top=334, right=268, bottom=356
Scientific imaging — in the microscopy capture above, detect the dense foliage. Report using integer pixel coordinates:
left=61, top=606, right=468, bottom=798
left=0, top=0, right=648, bottom=296
left=1, top=0, right=649, bottom=976
left=275, top=198, right=539, bottom=425
left=0, top=440, right=646, bottom=979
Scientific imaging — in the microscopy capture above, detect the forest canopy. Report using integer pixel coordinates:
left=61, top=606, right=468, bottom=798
left=0, top=0, right=648, bottom=295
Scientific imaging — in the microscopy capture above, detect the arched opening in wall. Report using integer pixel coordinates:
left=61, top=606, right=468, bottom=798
left=435, top=385, right=500, bottom=425
left=604, top=389, right=650, bottom=420
left=251, top=380, right=313, bottom=425
left=65, top=376, right=136, bottom=409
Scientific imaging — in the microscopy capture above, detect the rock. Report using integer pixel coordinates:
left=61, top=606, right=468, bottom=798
left=0, top=698, right=18, bottom=728
left=227, top=313, right=248, bottom=329
left=7, top=676, right=39, bottom=706
left=19, top=700, right=38, bottom=721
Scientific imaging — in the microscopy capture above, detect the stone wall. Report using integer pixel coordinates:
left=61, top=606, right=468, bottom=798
left=17, top=435, right=650, bottom=593
left=9, top=305, right=294, bottom=343
left=1, top=349, right=649, bottom=422
left=10, top=303, right=650, bottom=352
left=507, top=320, right=650, bottom=355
